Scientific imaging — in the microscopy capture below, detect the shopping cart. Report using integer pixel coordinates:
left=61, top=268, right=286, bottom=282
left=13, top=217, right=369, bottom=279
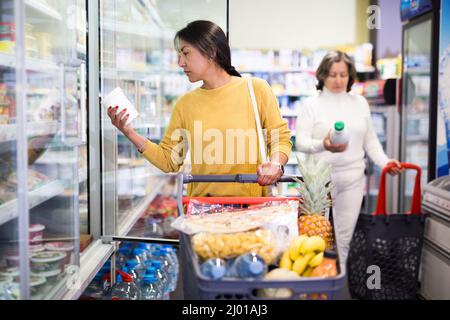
left=176, top=173, right=346, bottom=300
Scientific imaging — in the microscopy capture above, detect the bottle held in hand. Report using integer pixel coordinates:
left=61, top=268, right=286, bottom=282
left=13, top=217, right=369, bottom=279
left=330, top=121, right=349, bottom=145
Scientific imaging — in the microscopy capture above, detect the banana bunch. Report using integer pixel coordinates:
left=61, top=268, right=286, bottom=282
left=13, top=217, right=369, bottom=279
left=279, top=235, right=326, bottom=277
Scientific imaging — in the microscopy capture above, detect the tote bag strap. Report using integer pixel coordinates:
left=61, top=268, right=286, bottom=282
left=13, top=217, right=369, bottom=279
left=247, top=77, right=278, bottom=196
left=375, top=162, right=422, bottom=216
left=247, top=77, right=268, bottom=163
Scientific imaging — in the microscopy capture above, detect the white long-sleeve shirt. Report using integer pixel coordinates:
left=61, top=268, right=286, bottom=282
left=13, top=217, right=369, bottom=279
left=296, top=87, right=389, bottom=173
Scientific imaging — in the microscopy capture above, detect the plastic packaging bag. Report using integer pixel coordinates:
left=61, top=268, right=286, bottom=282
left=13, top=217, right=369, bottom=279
left=191, top=229, right=277, bottom=264
left=171, top=200, right=298, bottom=236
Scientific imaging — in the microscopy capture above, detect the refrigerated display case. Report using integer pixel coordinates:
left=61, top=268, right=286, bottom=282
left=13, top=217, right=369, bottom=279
left=0, top=0, right=89, bottom=300
left=437, top=0, right=450, bottom=177
left=400, top=3, right=440, bottom=213
left=95, top=0, right=227, bottom=299
left=360, top=80, right=401, bottom=214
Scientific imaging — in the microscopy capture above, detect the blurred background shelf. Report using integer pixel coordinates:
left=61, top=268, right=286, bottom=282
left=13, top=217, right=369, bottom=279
left=0, top=180, right=65, bottom=226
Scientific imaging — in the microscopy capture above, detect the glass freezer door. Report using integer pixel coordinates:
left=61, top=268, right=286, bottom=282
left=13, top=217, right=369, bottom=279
left=401, top=17, right=433, bottom=213
left=24, top=0, right=88, bottom=299
left=99, top=0, right=227, bottom=244
left=0, top=0, right=21, bottom=300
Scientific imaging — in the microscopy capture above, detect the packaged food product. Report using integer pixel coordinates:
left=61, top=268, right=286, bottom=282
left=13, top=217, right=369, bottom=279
left=30, top=251, right=66, bottom=273
left=0, top=267, right=20, bottom=282
left=192, top=229, right=277, bottom=264
left=30, top=244, right=45, bottom=254
left=29, top=224, right=45, bottom=245
left=172, top=200, right=298, bottom=235
left=31, top=268, right=61, bottom=286
left=44, top=242, right=74, bottom=266
left=30, top=275, right=47, bottom=297
left=5, top=251, right=19, bottom=267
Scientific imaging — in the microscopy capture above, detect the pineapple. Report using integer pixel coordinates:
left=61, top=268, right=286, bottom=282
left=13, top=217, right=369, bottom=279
left=294, top=155, right=334, bottom=249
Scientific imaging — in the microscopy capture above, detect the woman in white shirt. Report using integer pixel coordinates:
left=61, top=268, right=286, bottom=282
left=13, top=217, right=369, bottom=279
left=296, top=51, right=403, bottom=267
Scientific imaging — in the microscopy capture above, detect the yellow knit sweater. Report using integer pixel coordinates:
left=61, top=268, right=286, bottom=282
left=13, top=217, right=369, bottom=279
left=142, top=77, right=292, bottom=196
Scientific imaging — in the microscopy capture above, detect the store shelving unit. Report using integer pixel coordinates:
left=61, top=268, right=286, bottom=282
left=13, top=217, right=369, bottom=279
left=25, top=0, right=63, bottom=21
left=117, top=178, right=165, bottom=237
left=0, top=179, right=65, bottom=225
left=0, top=52, right=59, bottom=73
left=0, top=52, right=15, bottom=68
left=0, top=121, right=59, bottom=143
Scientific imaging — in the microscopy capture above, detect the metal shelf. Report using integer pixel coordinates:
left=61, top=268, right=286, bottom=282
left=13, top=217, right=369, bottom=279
left=117, top=178, right=165, bottom=237
left=0, top=52, right=15, bottom=68
left=0, top=51, right=59, bottom=73
left=0, top=180, right=65, bottom=226
left=101, top=19, right=162, bottom=39
left=0, top=121, right=59, bottom=143
left=25, top=0, right=63, bottom=21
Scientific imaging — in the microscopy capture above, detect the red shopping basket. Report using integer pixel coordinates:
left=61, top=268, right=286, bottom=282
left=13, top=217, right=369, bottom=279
left=176, top=173, right=346, bottom=300
left=347, top=163, right=427, bottom=300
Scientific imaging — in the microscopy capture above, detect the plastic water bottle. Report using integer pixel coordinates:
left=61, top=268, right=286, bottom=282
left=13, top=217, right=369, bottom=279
left=163, top=245, right=179, bottom=291
left=330, top=121, right=349, bottom=145
left=126, top=260, right=145, bottom=282
left=151, top=261, right=170, bottom=300
left=137, top=243, right=153, bottom=259
left=82, top=273, right=104, bottom=300
left=132, top=248, right=148, bottom=265
left=152, top=250, right=172, bottom=282
left=116, top=248, right=130, bottom=268
left=110, top=273, right=140, bottom=300
left=200, top=258, right=227, bottom=280
left=159, top=248, right=177, bottom=291
left=229, top=253, right=267, bottom=279
left=144, top=267, right=165, bottom=298
left=144, top=217, right=164, bottom=238
left=140, top=275, right=163, bottom=300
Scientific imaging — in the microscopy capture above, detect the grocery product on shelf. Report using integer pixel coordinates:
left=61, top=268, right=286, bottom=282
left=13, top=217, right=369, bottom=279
left=140, top=275, right=162, bottom=300
left=30, top=251, right=66, bottom=273
left=81, top=242, right=179, bottom=300
left=110, top=273, right=140, bottom=301
left=29, top=224, right=45, bottom=245
left=0, top=83, right=11, bottom=124
left=294, top=155, right=334, bottom=249
left=0, top=22, right=15, bottom=54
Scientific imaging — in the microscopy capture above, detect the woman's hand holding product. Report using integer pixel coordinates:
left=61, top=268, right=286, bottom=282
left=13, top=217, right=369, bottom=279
left=107, top=105, right=133, bottom=135
left=323, top=134, right=348, bottom=153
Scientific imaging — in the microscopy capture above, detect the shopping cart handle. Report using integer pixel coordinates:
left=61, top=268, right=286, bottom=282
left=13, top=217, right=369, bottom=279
left=182, top=174, right=301, bottom=184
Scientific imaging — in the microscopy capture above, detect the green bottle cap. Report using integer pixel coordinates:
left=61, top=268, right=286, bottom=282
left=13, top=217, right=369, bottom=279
left=334, top=121, right=345, bottom=131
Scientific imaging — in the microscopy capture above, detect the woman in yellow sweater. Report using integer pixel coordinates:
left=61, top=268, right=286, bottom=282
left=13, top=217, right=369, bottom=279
left=107, top=20, right=292, bottom=197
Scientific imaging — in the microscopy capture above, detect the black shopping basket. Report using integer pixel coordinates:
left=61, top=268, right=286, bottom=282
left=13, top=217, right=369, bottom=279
left=176, top=173, right=346, bottom=300
left=347, top=163, right=427, bottom=300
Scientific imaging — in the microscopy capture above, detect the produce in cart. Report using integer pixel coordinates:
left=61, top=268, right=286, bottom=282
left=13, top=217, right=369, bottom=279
left=294, top=155, right=334, bottom=249
left=279, top=234, right=328, bottom=277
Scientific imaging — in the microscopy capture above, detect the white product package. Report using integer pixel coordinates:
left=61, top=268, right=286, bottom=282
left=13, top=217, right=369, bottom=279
left=103, top=87, right=139, bottom=126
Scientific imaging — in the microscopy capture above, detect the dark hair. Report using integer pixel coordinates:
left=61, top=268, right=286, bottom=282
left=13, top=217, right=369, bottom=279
left=315, top=51, right=357, bottom=92
left=174, top=20, right=241, bottom=77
